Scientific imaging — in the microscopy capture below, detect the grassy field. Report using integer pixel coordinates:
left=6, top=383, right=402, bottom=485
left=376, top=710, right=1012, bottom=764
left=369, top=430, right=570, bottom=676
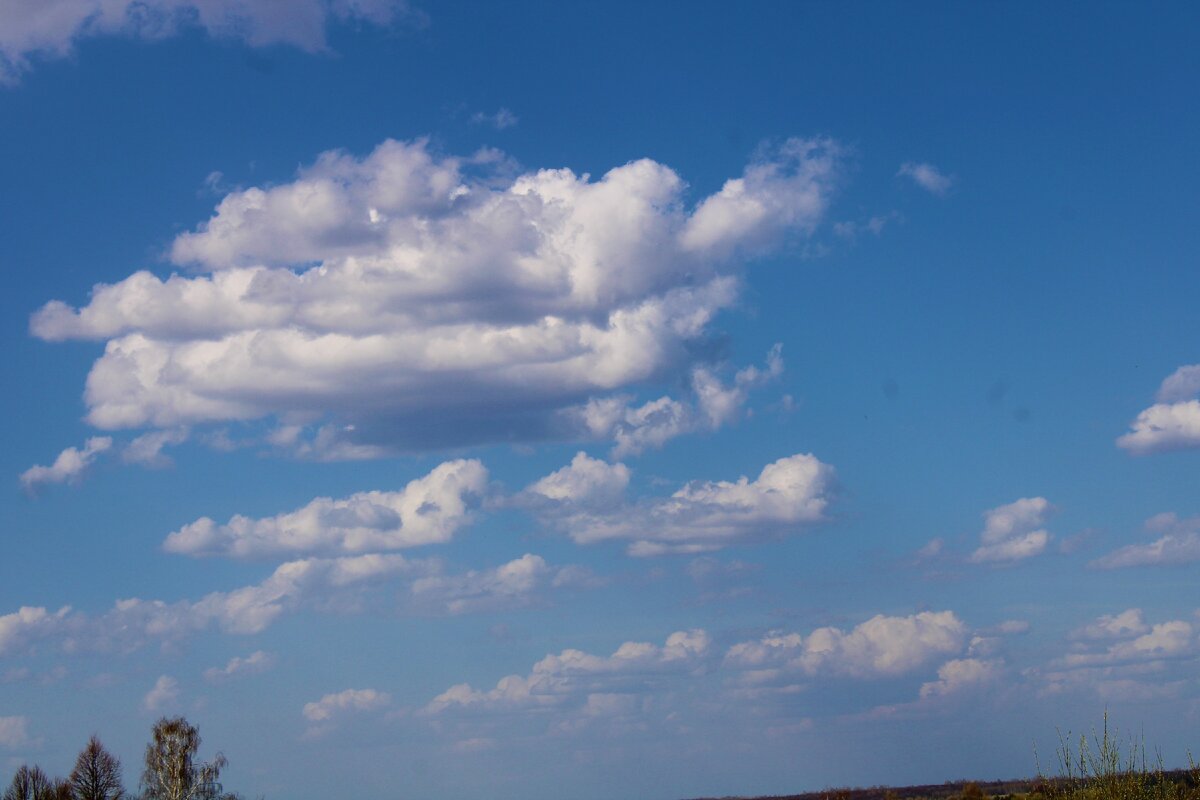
left=688, top=716, right=1200, bottom=800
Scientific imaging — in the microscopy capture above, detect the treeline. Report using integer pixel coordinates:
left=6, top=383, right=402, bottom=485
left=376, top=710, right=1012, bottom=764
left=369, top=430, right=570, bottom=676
left=3, top=716, right=247, bottom=800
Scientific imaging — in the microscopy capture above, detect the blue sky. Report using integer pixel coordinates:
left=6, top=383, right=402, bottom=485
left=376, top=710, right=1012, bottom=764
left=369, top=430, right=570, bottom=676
left=3, top=2, right=1200, bottom=798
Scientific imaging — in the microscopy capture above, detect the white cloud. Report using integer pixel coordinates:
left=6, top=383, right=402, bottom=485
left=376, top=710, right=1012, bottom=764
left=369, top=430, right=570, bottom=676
left=1070, top=608, right=1149, bottom=640
left=0, top=550, right=591, bottom=658
left=33, top=138, right=843, bottom=455
left=724, top=611, right=967, bottom=679
left=0, top=606, right=72, bottom=655
left=0, top=0, right=410, bottom=83
left=203, top=650, right=275, bottom=683
left=424, top=629, right=710, bottom=715
left=1091, top=512, right=1200, bottom=568
left=142, top=675, right=180, bottom=712
left=0, top=553, right=428, bottom=658
left=471, top=108, right=518, bottom=130
left=122, top=428, right=188, bottom=467
left=917, top=658, right=1002, bottom=700
left=1053, top=612, right=1195, bottom=669
left=409, top=553, right=592, bottom=614
left=302, top=688, right=391, bottom=722
left=164, top=459, right=487, bottom=558
left=1156, top=364, right=1200, bottom=403
left=968, top=497, right=1053, bottom=564
left=1118, top=401, right=1200, bottom=454
left=521, top=451, right=835, bottom=555
left=1118, top=367, right=1200, bottom=454
left=897, top=162, right=953, bottom=195
left=569, top=346, right=785, bottom=457
left=0, top=716, right=30, bottom=748
left=19, top=437, right=112, bottom=491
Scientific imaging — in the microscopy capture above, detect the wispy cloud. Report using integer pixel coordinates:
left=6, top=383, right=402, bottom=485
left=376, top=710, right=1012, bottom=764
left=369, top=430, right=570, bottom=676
left=0, top=0, right=413, bottom=83
left=20, top=436, right=112, bottom=491
left=897, top=161, right=954, bottom=195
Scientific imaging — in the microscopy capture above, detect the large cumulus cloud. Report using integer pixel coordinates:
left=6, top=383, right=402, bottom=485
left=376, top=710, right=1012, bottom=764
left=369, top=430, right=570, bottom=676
left=32, top=137, right=843, bottom=456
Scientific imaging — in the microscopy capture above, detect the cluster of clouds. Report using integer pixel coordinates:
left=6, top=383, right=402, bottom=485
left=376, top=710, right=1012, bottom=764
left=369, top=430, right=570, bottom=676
left=723, top=611, right=968, bottom=681
left=30, top=137, right=841, bottom=463
left=519, top=451, right=835, bottom=556
left=1035, top=608, right=1199, bottom=701
left=0, top=550, right=587, bottom=658
left=0, top=0, right=411, bottom=82
left=424, top=629, right=712, bottom=716
left=414, top=610, right=1030, bottom=742
left=1090, top=512, right=1200, bottom=568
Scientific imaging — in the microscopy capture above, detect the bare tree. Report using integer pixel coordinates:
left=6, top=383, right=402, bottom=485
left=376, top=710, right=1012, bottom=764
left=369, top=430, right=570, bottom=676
left=44, top=780, right=72, bottom=800
left=140, top=717, right=236, bottom=800
left=69, top=736, right=124, bottom=800
left=3, top=765, right=56, bottom=800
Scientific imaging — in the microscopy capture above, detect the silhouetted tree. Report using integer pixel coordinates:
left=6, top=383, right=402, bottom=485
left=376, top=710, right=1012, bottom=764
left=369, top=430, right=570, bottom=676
left=70, top=735, right=124, bottom=800
left=44, top=779, right=72, bottom=800
left=140, top=717, right=236, bottom=800
left=3, top=765, right=54, bottom=800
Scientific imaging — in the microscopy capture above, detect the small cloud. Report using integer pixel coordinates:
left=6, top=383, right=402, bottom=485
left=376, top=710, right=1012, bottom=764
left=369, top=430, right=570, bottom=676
left=122, top=428, right=189, bottom=468
left=470, top=108, right=519, bottom=130
left=968, top=497, right=1054, bottom=565
left=302, top=688, right=391, bottom=722
left=1070, top=609, right=1149, bottom=641
left=897, top=162, right=954, bottom=195
left=0, top=716, right=30, bottom=748
left=452, top=737, right=496, bottom=753
left=915, top=538, right=944, bottom=561
left=143, top=675, right=180, bottom=712
left=203, top=650, right=275, bottom=683
left=20, top=437, right=112, bottom=491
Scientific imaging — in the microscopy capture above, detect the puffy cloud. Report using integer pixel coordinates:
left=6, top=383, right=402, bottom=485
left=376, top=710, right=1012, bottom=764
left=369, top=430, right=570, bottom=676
left=0, top=606, right=72, bottom=655
left=0, top=553, right=426, bottom=657
left=164, top=459, right=487, bottom=558
left=122, top=428, right=188, bottom=467
left=520, top=451, right=835, bottom=555
left=0, top=716, right=30, bottom=748
left=33, top=138, right=843, bottom=455
left=1071, top=609, right=1149, bottom=641
left=0, top=0, right=409, bottom=83
left=1118, top=401, right=1200, bottom=454
left=917, top=658, right=1003, bottom=700
left=1091, top=512, right=1200, bottom=568
left=19, top=437, right=112, bottom=491
left=0, top=550, right=595, bottom=657
left=1118, top=367, right=1200, bottom=454
left=725, top=611, right=967, bottom=679
left=1036, top=611, right=1199, bottom=699
left=1054, top=613, right=1195, bottom=669
left=523, top=452, right=631, bottom=508
left=203, top=650, right=275, bottom=683
left=302, top=688, right=391, bottom=722
left=409, top=553, right=592, bottom=614
left=680, top=138, right=842, bottom=256
left=424, top=629, right=710, bottom=715
left=897, top=162, right=953, bottom=195
left=142, top=675, right=180, bottom=712
left=968, top=497, right=1053, bottom=564
left=569, top=346, right=785, bottom=457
